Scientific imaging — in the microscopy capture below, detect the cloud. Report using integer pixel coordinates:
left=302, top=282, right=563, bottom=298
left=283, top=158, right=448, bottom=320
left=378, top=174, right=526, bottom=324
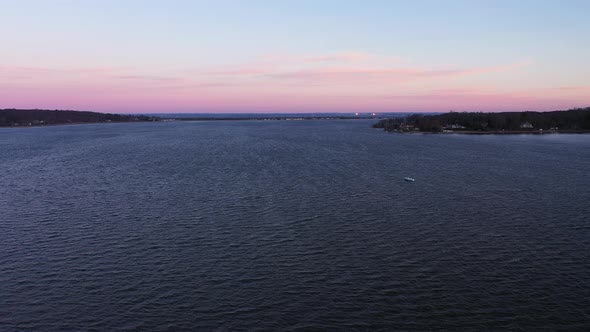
left=195, top=51, right=397, bottom=78
left=264, top=62, right=529, bottom=86
left=189, top=53, right=531, bottom=89
left=0, top=56, right=530, bottom=93
left=0, top=65, right=189, bottom=88
left=553, top=86, right=590, bottom=91
left=303, top=52, right=371, bottom=63
left=0, top=65, right=116, bottom=75
left=113, top=75, right=183, bottom=82
left=0, top=74, right=30, bottom=80
left=200, top=64, right=277, bottom=76
left=0, top=53, right=545, bottom=113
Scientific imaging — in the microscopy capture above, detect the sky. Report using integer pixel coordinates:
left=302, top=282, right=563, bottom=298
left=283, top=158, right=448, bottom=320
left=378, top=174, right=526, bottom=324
left=1, top=0, right=589, bottom=113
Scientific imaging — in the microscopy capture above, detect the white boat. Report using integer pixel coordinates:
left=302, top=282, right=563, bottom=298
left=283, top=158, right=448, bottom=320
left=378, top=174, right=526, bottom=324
left=404, top=177, right=415, bottom=182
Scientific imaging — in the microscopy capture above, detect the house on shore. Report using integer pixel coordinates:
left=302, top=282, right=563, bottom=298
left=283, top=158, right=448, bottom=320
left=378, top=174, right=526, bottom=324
left=445, top=124, right=466, bottom=130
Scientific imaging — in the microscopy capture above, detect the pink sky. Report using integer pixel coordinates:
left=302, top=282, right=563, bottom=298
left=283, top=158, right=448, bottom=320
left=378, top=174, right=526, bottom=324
left=1, top=53, right=588, bottom=113
left=2, top=1, right=589, bottom=113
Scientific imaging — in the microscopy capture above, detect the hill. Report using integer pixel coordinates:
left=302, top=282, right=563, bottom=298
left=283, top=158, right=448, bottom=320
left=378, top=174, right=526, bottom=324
left=0, top=109, right=160, bottom=127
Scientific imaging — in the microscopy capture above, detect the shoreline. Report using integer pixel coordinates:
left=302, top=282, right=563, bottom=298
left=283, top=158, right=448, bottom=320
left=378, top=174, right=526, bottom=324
left=0, top=120, right=158, bottom=129
left=385, top=129, right=590, bottom=135
left=0, top=116, right=378, bottom=129
left=373, top=107, right=590, bottom=134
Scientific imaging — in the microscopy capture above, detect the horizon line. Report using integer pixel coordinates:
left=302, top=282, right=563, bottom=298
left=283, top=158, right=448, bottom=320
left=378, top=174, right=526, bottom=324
left=3, top=105, right=590, bottom=115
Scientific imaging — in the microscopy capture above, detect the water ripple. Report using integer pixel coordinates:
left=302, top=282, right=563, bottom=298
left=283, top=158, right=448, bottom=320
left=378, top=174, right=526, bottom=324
left=1, top=121, right=589, bottom=331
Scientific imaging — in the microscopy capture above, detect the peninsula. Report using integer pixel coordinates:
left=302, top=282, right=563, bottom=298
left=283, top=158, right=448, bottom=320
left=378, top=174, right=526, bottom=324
left=0, top=109, right=385, bottom=127
left=373, top=107, right=590, bottom=134
left=0, top=109, right=160, bottom=127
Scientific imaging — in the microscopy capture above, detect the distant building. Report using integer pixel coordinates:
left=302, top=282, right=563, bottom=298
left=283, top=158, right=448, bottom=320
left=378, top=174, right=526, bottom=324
left=447, top=124, right=466, bottom=129
left=400, top=123, right=415, bottom=131
left=520, top=122, right=534, bottom=129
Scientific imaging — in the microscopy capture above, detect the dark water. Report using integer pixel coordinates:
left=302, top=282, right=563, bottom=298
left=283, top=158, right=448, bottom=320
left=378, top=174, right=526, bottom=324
left=1, top=120, right=589, bottom=331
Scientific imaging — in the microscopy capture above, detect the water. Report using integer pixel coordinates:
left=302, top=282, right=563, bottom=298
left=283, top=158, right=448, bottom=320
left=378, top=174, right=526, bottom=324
left=147, top=112, right=429, bottom=119
left=1, top=120, right=589, bottom=331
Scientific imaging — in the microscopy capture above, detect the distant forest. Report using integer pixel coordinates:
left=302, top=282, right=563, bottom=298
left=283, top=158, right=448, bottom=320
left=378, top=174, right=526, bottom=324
left=0, top=109, right=160, bottom=127
left=373, top=107, right=590, bottom=133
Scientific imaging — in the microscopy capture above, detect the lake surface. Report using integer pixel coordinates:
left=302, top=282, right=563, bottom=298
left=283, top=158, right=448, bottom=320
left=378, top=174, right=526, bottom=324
left=1, top=120, right=589, bottom=331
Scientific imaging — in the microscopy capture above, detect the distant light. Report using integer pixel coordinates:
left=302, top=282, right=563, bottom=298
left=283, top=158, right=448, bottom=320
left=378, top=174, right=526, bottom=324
left=372, top=113, right=376, bottom=116
left=355, top=112, right=359, bottom=116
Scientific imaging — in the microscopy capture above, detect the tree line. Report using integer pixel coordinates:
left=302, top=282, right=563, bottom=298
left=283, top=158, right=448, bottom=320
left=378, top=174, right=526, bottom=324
left=373, top=107, right=590, bottom=132
left=0, top=109, right=160, bottom=127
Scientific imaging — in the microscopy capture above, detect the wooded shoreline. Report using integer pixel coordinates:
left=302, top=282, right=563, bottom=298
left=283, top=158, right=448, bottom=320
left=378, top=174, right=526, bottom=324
left=373, top=107, right=590, bottom=134
left=0, top=109, right=160, bottom=127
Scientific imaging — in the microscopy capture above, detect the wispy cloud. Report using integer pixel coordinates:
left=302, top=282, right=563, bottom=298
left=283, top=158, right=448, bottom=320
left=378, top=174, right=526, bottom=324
left=188, top=54, right=532, bottom=89
left=0, top=53, right=547, bottom=113
left=303, top=52, right=372, bottom=63
left=113, top=75, right=183, bottom=82
left=0, top=65, right=117, bottom=75
left=194, top=51, right=398, bottom=78
left=200, top=64, right=277, bottom=76
left=2, top=53, right=528, bottom=90
left=263, top=61, right=531, bottom=86
left=553, top=86, right=590, bottom=91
